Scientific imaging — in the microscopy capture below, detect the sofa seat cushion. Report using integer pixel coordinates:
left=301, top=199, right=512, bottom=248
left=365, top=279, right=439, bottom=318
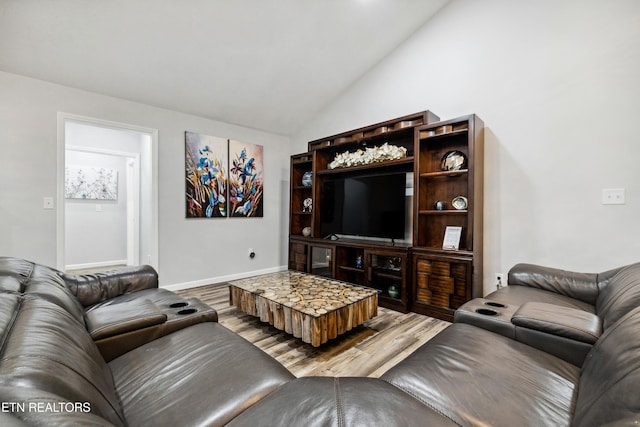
left=109, top=322, right=294, bottom=427
left=0, top=385, right=116, bottom=426
left=0, top=294, right=126, bottom=426
left=512, top=302, right=602, bottom=344
left=381, top=323, right=580, bottom=427
left=485, top=285, right=595, bottom=313
left=227, top=377, right=458, bottom=427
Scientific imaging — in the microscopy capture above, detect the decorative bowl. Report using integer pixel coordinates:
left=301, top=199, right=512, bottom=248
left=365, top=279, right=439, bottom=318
left=452, top=196, right=468, bottom=210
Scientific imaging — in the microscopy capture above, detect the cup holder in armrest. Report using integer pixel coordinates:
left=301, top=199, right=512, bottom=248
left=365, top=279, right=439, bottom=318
left=169, top=302, right=189, bottom=308
left=177, top=308, right=198, bottom=315
left=484, top=301, right=506, bottom=308
left=475, top=308, right=498, bottom=316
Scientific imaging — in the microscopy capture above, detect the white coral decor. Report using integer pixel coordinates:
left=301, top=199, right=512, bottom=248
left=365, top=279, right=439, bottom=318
left=328, top=143, right=407, bottom=169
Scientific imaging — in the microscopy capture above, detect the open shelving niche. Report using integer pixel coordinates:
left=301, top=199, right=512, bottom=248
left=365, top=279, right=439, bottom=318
left=288, top=111, right=483, bottom=320
left=412, top=114, right=484, bottom=321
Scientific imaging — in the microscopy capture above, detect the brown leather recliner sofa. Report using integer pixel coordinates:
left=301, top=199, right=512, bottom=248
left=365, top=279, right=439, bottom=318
left=455, top=262, right=640, bottom=366
left=0, top=257, right=294, bottom=426
left=0, top=256, right=638, bottom=426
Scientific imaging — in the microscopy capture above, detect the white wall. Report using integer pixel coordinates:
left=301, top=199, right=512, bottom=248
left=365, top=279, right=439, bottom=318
left=0, top=71, right=290, bottom=287
left=65, top=149, right=128, bottom=267
left=292, top=0, right=640, bottom=294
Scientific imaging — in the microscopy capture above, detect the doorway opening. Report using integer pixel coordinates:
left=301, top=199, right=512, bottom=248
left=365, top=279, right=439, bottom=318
left=57, top=113, right=158, bottom=272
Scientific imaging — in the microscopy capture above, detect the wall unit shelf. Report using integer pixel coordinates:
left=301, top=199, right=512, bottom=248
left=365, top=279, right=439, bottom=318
left=316, top=157, right=414, bottom=176
left=412, top=114, right=483, bottom=320
left=288, top=112, right=483, bottom=319
left=419, top=169, right=469, bottom=178
left=308, top=111, right=439, bottom=152
left=339, top=265, right=365, bottom=274
left=289, top=153, right=314, bottom=237
left=290, top=236, right=411, bottom=312
left=419, top=210, right=468, bottom=215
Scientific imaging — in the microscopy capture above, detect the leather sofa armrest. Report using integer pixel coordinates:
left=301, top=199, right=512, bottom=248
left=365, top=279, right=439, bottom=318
left=62, top=265, right=159, bottom=307
left=85, top=299, right=167, bottom=340
left=511, top=302, right=602, bottom=344
left=508, top=263, right=600, bottom=305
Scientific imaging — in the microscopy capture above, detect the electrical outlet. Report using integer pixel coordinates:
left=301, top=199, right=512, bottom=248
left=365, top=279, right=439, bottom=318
left=43, top=197, right=54, bottom=209
left=495, top=273, right=505, bottom=289
left=602, top=188, right=625, bottom=205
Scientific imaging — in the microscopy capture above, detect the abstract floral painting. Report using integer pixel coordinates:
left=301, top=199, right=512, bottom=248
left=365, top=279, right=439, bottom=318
left=228, top=139, right=264, bottom=217
left=65, top=166, right=118, bottom=200
left=185, top=131, right=228, bottom=218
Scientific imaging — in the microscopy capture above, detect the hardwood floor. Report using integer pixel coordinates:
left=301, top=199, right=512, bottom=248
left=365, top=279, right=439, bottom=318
left=177, top=283, right=450, bottom=378
left=66, top=265, right=127, bottom=275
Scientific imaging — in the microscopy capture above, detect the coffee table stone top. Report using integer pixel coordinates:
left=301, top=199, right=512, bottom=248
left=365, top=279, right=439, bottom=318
left=228, top=271, right=378, bottom=318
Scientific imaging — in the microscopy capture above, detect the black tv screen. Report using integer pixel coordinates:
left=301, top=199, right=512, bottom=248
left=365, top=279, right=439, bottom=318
left=321, top=172, right=406, bottom=240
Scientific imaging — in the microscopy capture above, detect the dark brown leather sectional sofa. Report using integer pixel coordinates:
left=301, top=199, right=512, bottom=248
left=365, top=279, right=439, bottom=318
left=0, top=256, right=638, bottom=426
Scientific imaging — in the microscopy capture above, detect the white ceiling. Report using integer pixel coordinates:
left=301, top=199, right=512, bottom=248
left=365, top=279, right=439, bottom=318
left=0, top=0, right=449, bottom=135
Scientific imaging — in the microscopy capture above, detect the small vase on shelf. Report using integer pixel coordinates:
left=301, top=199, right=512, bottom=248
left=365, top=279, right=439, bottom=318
left=301, top=171, right=313, bottom=187
left=388, top=285, right=399, bottom=298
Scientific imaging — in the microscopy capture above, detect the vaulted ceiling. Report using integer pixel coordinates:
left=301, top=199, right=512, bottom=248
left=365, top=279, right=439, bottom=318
left=0, top=0, right=449, bottom=135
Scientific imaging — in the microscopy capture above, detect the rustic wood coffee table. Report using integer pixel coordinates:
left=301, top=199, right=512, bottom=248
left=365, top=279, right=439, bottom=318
left=228, top=271, right=378, bottom=347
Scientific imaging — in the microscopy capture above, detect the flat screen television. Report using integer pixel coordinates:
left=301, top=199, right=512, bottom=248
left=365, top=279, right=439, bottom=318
left=321, top=172, right=406, bottom=240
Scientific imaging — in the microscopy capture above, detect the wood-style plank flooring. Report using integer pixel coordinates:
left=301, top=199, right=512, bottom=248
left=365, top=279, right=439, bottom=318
left=177, top=282, right=450, bottom=378
left=66, top=265, right=127, bottom=275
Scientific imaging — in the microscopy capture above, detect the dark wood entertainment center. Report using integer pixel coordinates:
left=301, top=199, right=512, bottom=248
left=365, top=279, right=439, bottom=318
left=288, top=111, right=484, bottom=321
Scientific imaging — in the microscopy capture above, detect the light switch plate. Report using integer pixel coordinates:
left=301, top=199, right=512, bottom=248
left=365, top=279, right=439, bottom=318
left=602, top=188, right=625, bottom=205
left=43, top=197, right=54, bottom=209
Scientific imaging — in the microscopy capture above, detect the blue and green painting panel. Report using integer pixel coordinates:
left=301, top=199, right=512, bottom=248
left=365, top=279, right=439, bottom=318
left=185, top=131, right=228, bottom=218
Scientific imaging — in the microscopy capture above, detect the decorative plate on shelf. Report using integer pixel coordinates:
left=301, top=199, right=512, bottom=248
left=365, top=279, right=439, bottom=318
left=452, top=196, right=468, bottom=210
left=440, top=150, right=467, bottom=171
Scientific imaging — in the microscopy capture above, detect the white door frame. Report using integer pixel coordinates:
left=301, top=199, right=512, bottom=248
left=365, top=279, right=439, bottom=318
left=125, top=157, right=140, bottom=266
left=56, top=112, right=159, bottom=271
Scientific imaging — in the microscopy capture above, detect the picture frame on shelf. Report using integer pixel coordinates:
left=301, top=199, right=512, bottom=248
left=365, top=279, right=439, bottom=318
left=443, top=226, right=462, bottom=250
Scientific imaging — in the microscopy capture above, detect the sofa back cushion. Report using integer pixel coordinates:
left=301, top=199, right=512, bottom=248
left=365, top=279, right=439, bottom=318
left=595, top=262, right=640, bottom=329
left=0, top=294, right=125, bottom=426
left=63, top=265, right=159, bottom=307
left=572, top=306, right=640, bottom=426
left=0, top=257, right=86, bottom=324
left=0, top=257, right=34, bottom=290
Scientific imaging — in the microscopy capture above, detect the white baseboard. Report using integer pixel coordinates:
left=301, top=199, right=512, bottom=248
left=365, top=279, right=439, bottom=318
left=162, top=265, right=288, bottom=291
left=65, top=259, right=128, bottom=271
